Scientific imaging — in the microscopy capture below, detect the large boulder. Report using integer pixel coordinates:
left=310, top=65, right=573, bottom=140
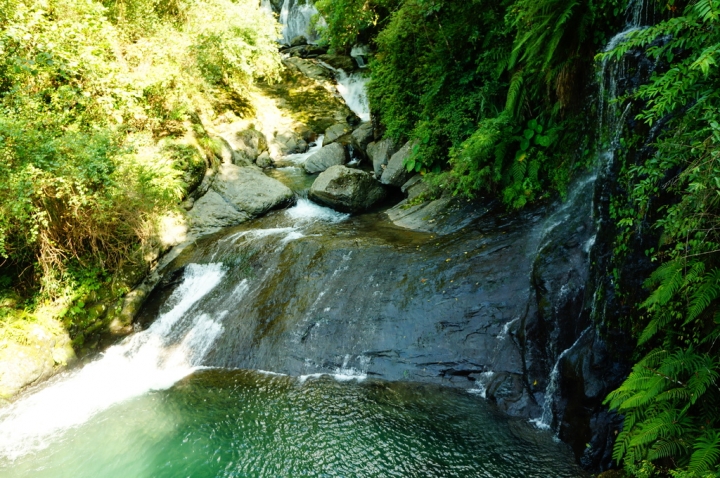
left=380, top=140, right=417, bottom=187
left=318, top=54, right=356, bottom=72
left=233, top=128, right=268, bottom=164
left=367, top=138, right=398, bottom=178
left=323, top=123, right=352, bottom=145
left=216, top=124, right=268, bottom=167
left=309, top=165, right=387, bottom=213
left=283, top=57, right=333, bottom=82
left=304, top=143, right=348, bottom=174
left=351, top=122, right=374, bottom=152
left=0, top=323, right=75, bottom=403
left=188, top=164, right=294, bottom=234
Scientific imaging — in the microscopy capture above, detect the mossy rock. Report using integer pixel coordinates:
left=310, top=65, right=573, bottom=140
left=258, top=58, right=352, bottom=135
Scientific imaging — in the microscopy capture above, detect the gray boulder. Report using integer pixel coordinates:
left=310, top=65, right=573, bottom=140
left=380, top=140, right=417, bottom=187
left=323, top=123, right=352, bottom=145
left=318, top=54, right=356, bottom=72
left=290, top=35, right=307, bottom=47
left=304, top=143, right=348, bottom=174
left=367, top=138, right=398, bottom=178
left=351, top=122, right=374, bottom=152
left=284, top=57, right=333, bottom=82
left=189, top=164, right=293, bottom=233
left=256, top=151, right=273, bottom=169
left=309, top=165, right=387, bottom=213
left=233, top=128, right=268, bottom=164
left=401, top=174, right=430, bottom=201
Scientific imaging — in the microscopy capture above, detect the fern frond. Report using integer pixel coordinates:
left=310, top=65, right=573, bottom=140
left=648, top=437, right=689, bottom=461
left=639, top=308, right=674, bottom=345
left=642, top=260, right=686, bottom=308
left=505, top=70, right=525, bottom=118
left=686, top=268, right=720, bottom=324
left=689, top=430, right=720, bottom=473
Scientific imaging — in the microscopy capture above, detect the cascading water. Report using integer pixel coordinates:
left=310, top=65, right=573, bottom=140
left=335, top=70, right=371, bottom=122
left=0, top=263, right=227, bottom=461
left=530, top=0, right=651, bottom=432
left=317, top=60, right=371, bottom=122
left=279, top=0, right=319, bottom=45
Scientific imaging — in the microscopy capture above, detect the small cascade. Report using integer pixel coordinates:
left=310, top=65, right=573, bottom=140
left=0, top=263, right=228, bottom=461
left=597, top=0, right=652, bottom=174
left=279, top=0, right=320, bottom=45
left=335, top=71, right=371, bottom=122
left=532, top=327, right=592, bottom=431
left=531, top=0, right=651, bottom=432
left=283, top=134, right=324, bottom=166
left=351, top=45, right=370, bottom=69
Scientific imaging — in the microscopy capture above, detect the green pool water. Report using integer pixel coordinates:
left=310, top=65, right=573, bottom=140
left=0, top=369, right=585, bottom=478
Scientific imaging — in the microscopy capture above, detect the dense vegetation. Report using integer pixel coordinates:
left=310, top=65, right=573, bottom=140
left=0, top=0, right=280, bottom=348
left=313, top=0, right=720, bottom=476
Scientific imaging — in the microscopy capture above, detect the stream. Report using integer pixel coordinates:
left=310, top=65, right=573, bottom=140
left=0, top=0, right=656, bottom=473
left=0, top=145, right=587, bottom=476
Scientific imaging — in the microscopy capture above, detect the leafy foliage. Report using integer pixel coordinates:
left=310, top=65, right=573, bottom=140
left=602, top=1, right=720, bottom=476
left=0, top=0, right=280, bottom=344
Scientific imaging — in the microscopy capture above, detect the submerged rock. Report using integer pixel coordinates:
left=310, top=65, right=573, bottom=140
left=309, top=165, right=387, bottom=213
left=304, top=143, right=348, bottom=174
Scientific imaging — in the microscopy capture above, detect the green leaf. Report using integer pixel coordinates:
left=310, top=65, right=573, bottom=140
left=523, top=129, right=535, bottom=140
left=405, top=159, right=416, bottom=172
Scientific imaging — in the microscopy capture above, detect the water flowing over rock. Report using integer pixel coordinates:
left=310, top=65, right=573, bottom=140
left=279, top=0, right=320, bottom=45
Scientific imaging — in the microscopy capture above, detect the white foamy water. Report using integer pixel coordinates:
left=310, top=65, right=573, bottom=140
left=284, top=135, right=324, bottom=165
left=286, top=198, right=350, bottom=223
left=279, top=0, right=319, bottom=44
left=335, top=71, right=370, bottom=122
left=0, top=263, right=228, bottom=461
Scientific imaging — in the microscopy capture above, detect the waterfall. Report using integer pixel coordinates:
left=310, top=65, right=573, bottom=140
left=279, top=0, right=320, bottom=45
left=531, top=328, right=592, bottom=430
left=335, top=71, right=371, bottom=122
left=317, top=60, right=371, bottom=122
left=531, top=0, right=651, bottom=432
left=0, top=263, right=229, bottom=461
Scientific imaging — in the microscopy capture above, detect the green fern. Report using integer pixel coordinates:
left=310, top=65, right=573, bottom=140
left=689, top=431, right=720, bottom=473
left=686, top=268, right=720, bottom=325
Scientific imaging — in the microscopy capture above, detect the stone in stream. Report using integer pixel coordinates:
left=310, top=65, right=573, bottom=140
left=380, top=140, right=418, bottom=187
left=256, top=151, right=273, bottom=169
left=188, top=164, right=293, bottom=234
left=323, top=123, right=352, bottom=145
left=290, top=35, right=307, bottom=47
left=304, top=143, right=348, bottom=174
left=318, top=54, right=357, bottom=72
left=367, top=138, right=398, bottom=179
left=351, top=122, right=374, bottom=152
left=309, top=165, right=387, bottom=213
left=215, top=123, right=268, bottom=166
